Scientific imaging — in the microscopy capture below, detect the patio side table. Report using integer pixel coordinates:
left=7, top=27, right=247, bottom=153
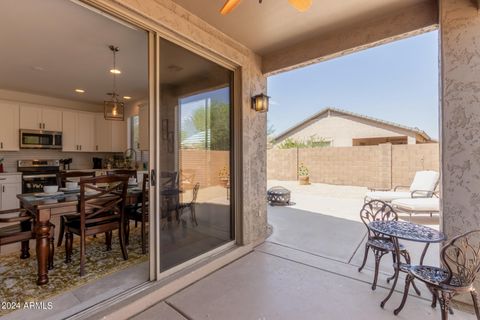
left=368, top=220, right=445, bottom=315
left=267, top=186, right=291, bottom=206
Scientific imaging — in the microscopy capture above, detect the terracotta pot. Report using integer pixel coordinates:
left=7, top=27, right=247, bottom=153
left=298, top=176, right=310, bottom=185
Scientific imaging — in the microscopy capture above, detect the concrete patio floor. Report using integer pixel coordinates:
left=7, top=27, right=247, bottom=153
left=132, top=182, right=475, bottom=320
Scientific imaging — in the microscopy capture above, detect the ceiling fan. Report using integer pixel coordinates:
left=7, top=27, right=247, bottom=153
left=220, top=0, right=313, bottom=15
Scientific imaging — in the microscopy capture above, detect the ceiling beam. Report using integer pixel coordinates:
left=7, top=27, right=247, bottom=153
left=262, top=0, right=438, bottom=76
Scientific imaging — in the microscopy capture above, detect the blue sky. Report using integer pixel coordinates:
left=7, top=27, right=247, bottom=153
left=267, top=31, right=439, bottom=139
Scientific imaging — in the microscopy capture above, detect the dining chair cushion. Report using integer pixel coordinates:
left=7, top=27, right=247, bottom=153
left=391, top=198, right=440, bottom=212
left=365, top=191, right=412, bottom=202
left=409, top=171, right=439, bottom=192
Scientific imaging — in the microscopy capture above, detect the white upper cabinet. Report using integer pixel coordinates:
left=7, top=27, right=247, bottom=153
left=0, top=100, right=20, bottom=151
left=77, top=113, right=96, bottom=152
left=94, top=113, right=126, bottom=152
left=62, top=111, right=77, bottom=152
left=62, top=111, right=95, bottom=152
left=20, top=104, right=62, bottom=131
left=95, top=113, right=112, bottom=152
left=111, top=120, right=127, bottom=152
left=42, top=108, right=62, bottom=131
left=19, top=104, right=42, bottom=130
left=139, top=105, right=149, bottom=150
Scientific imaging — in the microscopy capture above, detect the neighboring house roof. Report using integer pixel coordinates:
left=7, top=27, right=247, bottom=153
left=182, top=130, right=211, bottom=148
left=272, top=107, right=433, bottom=143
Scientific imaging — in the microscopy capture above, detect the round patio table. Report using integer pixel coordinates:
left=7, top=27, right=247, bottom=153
left=368, top=220, right=445, bottom=314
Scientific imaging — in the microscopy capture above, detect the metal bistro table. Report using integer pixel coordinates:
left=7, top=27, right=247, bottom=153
left=17, top=187, right=143, bottom=285
left=368, top=220, right=446, bottom=314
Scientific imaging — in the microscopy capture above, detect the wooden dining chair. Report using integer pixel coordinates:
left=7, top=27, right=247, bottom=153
left=399, top=230, right=480, bottom=319
left=126, top=173, right=149, bottom=254
left=179, top=183, right=200, bottom=226
left=107, top=169, right=137, bottom=179
left=0, top=208, right=55, bottom=270
left=64, top=175, right=129, bottom=276
left=358, top=200, right=418, bottom=292
left=56, top=171, right=96, bottom=247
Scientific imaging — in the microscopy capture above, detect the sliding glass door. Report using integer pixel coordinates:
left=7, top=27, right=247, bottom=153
left=157, top=38, right=234, bottom=272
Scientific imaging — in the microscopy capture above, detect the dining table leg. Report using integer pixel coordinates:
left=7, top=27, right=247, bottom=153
left=381, top=236, right=401, bottom=308
left=35, top=208, right=51, bottom=285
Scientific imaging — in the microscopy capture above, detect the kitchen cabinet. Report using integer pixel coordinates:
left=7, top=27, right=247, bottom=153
left=62, top=111, right=95, bottom=152
left=20, top=104, right=62, bottom=131
left=0, top=100, right=20, bottom=151
left=95, top=114, right=127, bottom=152
left=138, top=105, right=149, bottom=150
left=0, top=175, right=22, bottom=210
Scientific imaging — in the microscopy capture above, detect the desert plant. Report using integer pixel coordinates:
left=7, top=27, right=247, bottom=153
left=298, top=163, right=309, bottom=177
left=278, top=136, right=330, bottom=149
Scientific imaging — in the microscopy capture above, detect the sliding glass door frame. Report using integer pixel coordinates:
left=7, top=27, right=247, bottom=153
left=80, top=0, right=243, bottom=284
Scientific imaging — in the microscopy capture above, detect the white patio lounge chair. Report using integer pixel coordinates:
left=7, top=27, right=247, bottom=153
left=364, top=170, right=439, bottom=203
left=391, top=197, right=440, bottom=220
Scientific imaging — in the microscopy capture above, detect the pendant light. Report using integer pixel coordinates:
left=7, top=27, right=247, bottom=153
left=104, top=45, right=125, bottom=121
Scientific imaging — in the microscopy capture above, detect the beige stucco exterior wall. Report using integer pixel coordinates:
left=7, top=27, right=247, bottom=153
left=274, top=113, right=418, bottom=147
left=440, top=0, right=480, bottom=266
left=98, top=0, right=268, bottom=245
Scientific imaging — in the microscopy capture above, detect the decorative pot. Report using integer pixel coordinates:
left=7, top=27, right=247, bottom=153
left=298, top=176, right=310, bottom=185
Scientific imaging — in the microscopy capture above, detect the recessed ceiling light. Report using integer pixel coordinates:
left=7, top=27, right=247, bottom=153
left=75, top=89, right=85, bottom=93
left=110, top=69, right=121, bottom=74
left=123, top=96, right=131, bottom=100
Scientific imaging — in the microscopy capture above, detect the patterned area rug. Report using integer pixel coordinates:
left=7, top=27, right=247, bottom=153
left=0, top=227, right=148, bottom=316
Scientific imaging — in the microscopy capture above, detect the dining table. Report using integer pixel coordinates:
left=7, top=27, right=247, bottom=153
left=17, top=186, right=144, bottom=285
left=368, top=220, right=446, bottom=314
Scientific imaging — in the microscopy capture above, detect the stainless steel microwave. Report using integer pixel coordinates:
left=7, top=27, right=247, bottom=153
left=20, top=130, right=62, bottom=149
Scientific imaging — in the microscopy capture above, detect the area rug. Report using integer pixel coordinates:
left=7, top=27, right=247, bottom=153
left=0, top=227, right=149, bottom=316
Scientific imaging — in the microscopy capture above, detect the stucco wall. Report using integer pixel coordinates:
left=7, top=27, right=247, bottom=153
left=109, top=0, right=268, bottom=245
left=268, top=143, right=439, bottom=189
left=440, top=0, right=480, bottom=303
left=274, top=113, right=417, bottom=147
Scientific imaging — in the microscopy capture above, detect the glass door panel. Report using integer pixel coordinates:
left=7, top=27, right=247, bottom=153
left=158, top=38, right=234, bottom=272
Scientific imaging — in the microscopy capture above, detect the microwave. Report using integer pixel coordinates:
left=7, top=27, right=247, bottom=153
left=20, top=130, right=62, bottom=149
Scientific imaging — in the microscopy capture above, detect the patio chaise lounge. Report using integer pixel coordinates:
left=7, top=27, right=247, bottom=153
left=391, top=197, right=440, bottom=220
left=364, top=170, right=439, bottom=203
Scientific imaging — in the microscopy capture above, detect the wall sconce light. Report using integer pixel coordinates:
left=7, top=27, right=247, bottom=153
left=252, top=93, right=270, bottom=113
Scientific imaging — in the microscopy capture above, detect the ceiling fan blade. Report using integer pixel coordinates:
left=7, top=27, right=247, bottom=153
left=220, top=0, right=242, bottom=15
left=288, top=0, right=312, bottom=12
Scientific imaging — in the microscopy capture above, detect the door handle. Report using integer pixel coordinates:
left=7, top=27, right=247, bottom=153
left=1, top=142, right=3, bottom=149
left=150, top=169, right=156, bottom=186
left=2, top=186, right=5, bottom=193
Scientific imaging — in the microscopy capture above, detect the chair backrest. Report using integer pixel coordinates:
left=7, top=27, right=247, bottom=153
left=107, top=169, right=137, bottom=179
left=192, top=183, right=200, bottom=204
left=360, top=200, right=398, bottom=238
left=56, top=171, right=95, bottom=187
left=441, top=230, right=480, bottom=287
left=161, top=171, right=178, bottom=189
left=409, top=170, right=439, bottom=192
left=141, top=173, right=149, bottom=214
left=79, top=175, right=128, bottom=226
left=180, top=170, right=196, bottom=188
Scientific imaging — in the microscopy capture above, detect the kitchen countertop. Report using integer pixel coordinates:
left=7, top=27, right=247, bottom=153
left=0, top=172, right=22, bottom=175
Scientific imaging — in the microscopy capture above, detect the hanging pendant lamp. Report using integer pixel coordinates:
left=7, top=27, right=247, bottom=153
left=104, top=45, right=125, bottom=121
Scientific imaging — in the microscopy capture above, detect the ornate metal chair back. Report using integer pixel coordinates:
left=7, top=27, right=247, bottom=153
left=360, top=200, right=398, bottom=238
left=441, top=229, right=480, bottom=287
left=192, top=183, right=200, bottom=204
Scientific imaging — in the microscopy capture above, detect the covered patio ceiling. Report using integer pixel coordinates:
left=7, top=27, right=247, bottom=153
left=172, top=0, right=438, bottom=74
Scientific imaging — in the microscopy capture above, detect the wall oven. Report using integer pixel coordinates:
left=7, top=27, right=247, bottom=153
left=20, top=130, right=62, bottom=149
